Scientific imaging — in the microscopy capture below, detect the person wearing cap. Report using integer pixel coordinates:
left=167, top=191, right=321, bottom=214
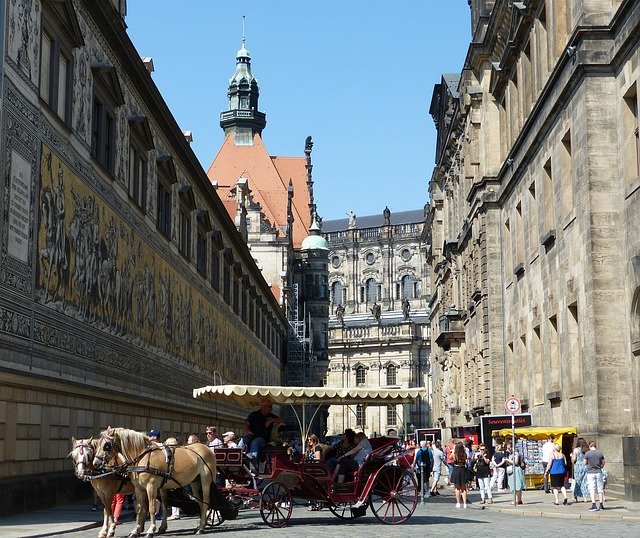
left=205, top=427, right=223, bottom=449
left=240, top=401, right=284, bottom=461
left=223, top=431, right=238, bottom=448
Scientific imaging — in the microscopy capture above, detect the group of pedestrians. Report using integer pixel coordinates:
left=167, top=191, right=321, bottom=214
left=409, top=438, right=530, bottom=508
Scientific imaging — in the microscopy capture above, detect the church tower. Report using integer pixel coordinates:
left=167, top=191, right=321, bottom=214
left=219, top=34, right=266, bottom=145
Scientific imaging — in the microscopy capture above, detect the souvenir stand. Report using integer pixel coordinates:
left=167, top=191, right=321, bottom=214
left=492, top=426, right=577, bottom=490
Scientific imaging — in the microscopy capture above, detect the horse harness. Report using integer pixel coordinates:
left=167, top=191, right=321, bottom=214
left=126, top=444, right=181, bottom=489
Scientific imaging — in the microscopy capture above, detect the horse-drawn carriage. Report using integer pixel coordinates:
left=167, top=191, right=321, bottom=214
left=71, top=384, right=425, bottom=536
left=195, top=384, right=423, bottom=528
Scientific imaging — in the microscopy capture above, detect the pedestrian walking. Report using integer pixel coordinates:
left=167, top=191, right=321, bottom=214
left=413, top=440, right=433, bottom=498
left=450, top=441, right=470, bottom=508
left=444, top=439, right=456, bottom=486
left=489, top=443, right=507, bottom=492
left=430, top=440, right=445, bottom=496
left=474, top=443, right=493, bottom=504
left=540, top=435, right=555, bottom=493
left=584, top=440, right=606, bottom=511
left=546, top=443, right=568, bottom=505
left=571, top=437, right=589, bottom=502
left=507, top=447, right=526, bottom=505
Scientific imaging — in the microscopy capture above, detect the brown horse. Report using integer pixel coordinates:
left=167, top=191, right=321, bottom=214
left=69, top=438, right=170, bottom=538
left=93, top=428, right=216, bottom=536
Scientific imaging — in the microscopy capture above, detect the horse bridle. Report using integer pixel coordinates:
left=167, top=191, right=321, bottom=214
left=72, top=439, right=96, bottom=480
left=93, top=433, right=119, bottom=470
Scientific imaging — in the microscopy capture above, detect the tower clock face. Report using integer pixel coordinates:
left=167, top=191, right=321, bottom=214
left=331, top=255, right=341, bottom=268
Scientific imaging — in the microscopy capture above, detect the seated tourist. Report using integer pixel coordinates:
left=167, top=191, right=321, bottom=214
left=334, top=432, right=373, bottom=483
left=326, top=429, right=356, bottom=471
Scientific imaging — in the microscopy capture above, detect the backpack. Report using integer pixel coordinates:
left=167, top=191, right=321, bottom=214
left=415, top=447, right=432, bottom=469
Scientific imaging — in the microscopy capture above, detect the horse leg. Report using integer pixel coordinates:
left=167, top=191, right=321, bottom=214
left=157, top=491, right=168, bottom=534
left=128, top=487, right=146, bottom=538
left=144, top=482, right=158, bottom=538
left=96, top=491, right=112, bottom=538
left=189, top=479, right=206, bottom=535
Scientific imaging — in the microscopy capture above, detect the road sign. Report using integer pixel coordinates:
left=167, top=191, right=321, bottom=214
left=504, top=396, right=521, bottom=414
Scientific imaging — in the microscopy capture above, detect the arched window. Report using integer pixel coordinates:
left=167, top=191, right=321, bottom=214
left=366, top=278, right=379, bottom=302
left=331, top=281, right=345, bottom=306
left=386, top=364, right=397, bottom=386
left=355, top=365, right=366, bottom=386
left=401, top=275, right=416, bottom=299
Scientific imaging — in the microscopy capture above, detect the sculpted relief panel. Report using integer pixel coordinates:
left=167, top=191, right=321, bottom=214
left=34, top=144, right=275, bottom=385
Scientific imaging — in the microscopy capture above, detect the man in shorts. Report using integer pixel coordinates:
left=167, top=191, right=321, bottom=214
left=583, top=441, right=605, bottom=511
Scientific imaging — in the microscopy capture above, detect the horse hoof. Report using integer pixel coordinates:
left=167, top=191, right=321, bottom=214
left=194, top=530, right=204, bottom=535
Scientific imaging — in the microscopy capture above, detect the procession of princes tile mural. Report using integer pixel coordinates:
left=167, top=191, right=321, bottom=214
left=35, top=144, right=271, bottom=386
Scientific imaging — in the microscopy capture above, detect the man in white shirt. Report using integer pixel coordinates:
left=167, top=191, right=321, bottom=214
left=205, top=426, right=223, bottom=449
left=541, top=436, right=555, bottom=493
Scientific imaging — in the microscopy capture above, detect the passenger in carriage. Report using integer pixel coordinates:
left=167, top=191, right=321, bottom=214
left=223, top=431, right=238, bottom=448
left=187, top=434, right=200, bottom=444
left=239, top=401, right=284, bottom=461
left=325, top=428, right=356, bottom=471
left=205, top=427, right=223, bottom=449
left=305, top=434, right=325, bottom=462
left=334, top=432, right=373, bottom=483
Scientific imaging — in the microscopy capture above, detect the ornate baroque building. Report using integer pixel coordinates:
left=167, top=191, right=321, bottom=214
left=427, top=0, right=640, bottom=485
left=0, top=0, right=287, bottom=514
left=206, top=38, right=329, bottom=391
left=323, top=210, right=431, bottom=437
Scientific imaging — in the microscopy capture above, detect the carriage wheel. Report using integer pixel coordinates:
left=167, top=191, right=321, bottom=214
left=368, top=468, right=418, bottom=525
left=260, top=482, right=292, bottom=528
left=328, top=501, right=362, bottom=519
left=207, top=508, right=225, bottom=527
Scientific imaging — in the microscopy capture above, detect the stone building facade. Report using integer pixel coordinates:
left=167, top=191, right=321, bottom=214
left=323, top=210, right=431, bottom=437
left=426, top=0, right=640, bottom=484
left=0, top=0, right=287, bottom=514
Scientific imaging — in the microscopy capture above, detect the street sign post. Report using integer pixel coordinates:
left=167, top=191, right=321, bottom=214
left=505, top=396, right=521, bottom=507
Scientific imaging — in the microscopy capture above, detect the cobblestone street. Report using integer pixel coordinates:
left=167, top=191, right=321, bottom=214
left=45, top=488, right=640, bottom=538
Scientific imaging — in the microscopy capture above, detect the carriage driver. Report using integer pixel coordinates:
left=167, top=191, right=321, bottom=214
left=239, top=401, right=284, bottom=462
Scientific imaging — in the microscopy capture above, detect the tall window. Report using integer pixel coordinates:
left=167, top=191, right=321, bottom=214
left=386, top=364, right=397, bottom=386
left=355, top=365, right=366, bottom=386
left=365, top=278, right=379, bottom=302
left=356, top=404, right=364, bottom=426
left=128, top=117, right=154, bottom=212
left=223, top=261, right=231, bottom=304
left=39, top=0, right=83, bottom=126
left=178, top=206, right=191, bottom=259
left=156, top=157, right=176, bottom=239
left=196, top=227, right=207, bottom=276
left=91, top=65, right=124, bottom=175
left=401, top=275, right=416, bottom=299
left=386, top=404, right=397, bottom=426
left=91, top=95, right=115, bottom=173
left=128, top=145, right=147, bottom=211
left=40, top=28, right=72, bottom=123
left=331, top=281, right=345, bottom=306
left=211, top=247, right=220, bottom=290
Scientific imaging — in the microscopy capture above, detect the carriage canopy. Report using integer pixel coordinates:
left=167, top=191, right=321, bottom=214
left=193, top=384, right=427, bottom=407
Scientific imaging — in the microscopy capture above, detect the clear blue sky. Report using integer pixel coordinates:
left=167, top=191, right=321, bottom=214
left=125, top=1, right=471, bottom=221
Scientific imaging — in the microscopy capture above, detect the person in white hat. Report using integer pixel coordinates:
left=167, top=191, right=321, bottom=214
left=223, top=431, right=238, bottom=448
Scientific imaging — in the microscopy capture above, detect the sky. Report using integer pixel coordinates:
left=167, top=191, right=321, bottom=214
left=125, top=1, right=472, bottom=221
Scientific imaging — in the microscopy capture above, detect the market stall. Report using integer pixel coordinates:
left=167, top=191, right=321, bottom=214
left=492, top=426, right=577, bottom=490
